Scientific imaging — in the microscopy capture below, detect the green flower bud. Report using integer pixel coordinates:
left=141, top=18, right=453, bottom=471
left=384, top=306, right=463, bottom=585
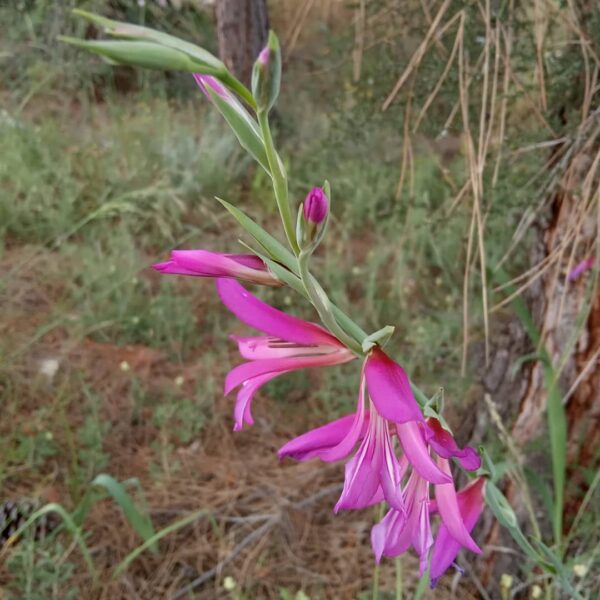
left=251, top=31, right=281, bottom=113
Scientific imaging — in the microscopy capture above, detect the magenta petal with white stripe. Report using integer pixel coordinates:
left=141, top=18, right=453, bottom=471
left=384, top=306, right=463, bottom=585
left=224, top=353, right=354, bottom=395
left=233, top=336, right=340, bottom=360
left=233, top=371, right=287, bottom=432
left=335, top=408, right=407, bottom=512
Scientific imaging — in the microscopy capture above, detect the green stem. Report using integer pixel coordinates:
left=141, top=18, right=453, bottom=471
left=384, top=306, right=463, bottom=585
left=220, top=72, right=256, bottom=111
left=257, top=110, right=300, bottom=255
left=395, top=556, right=403, bottom=600
left=298, top=251, right=363, bottom=354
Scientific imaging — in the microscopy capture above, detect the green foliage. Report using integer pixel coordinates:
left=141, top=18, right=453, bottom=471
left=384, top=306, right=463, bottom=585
left=6, top=539, right=80, bottom=600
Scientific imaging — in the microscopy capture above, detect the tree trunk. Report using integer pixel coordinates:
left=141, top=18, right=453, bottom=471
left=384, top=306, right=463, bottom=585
left=215, top=0, right=269, bottom=86
left=458, top=113, right=599, bottom=594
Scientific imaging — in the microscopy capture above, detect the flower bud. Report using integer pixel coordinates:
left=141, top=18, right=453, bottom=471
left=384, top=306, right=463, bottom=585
left=297, top=186, right=330, bottom=252
left=193, top=74, right=270, bottom=172
left=303, top=187, right=329, bottom=224
left=153, top=250, right=282, bottom=287
left=251, top=31, right=281, bottom=113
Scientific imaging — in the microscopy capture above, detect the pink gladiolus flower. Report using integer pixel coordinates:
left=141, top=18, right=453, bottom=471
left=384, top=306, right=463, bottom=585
left=568, top=256, right=595, bottom=281
left=216, top=279, right=355, bottom=431
left=279, top=348, right=474, bottom=512
left=279, top=351, right=482, bottom=568
left=153, top=250, right=281, bottom=287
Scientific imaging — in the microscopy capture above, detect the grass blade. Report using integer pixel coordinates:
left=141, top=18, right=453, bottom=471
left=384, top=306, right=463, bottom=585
left=92, top=474, right=158, bottom=554
left=113, top=509, right=206, bottom=577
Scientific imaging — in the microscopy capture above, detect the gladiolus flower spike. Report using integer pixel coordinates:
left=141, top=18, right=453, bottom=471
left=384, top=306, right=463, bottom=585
left=279, top=347, right=483, bottom=581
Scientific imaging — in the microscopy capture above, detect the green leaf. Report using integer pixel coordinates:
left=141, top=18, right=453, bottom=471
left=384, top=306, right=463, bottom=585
left=205, top=87, right=270, bottom=172
left=524, top=466, right=555, bottom=522
left=485, top=482, right=553, bottom=570
left=216, top=198, right=297, bottom=272
left=92, top=474, right=158, bottom=554
left=58, top=37, right=216, bottom=73
left=238, top=240, right=307, bottom=298
left=362, top=325, right=395, bottom=353
left=71, top=9, right=225, bottom=72
left=494, top=267, right=566, bottom=549
left=323, top=180, right=331, bottom=202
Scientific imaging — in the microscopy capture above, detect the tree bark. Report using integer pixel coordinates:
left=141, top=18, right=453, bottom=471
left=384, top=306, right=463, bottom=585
left=459, top=112, right=599, bottom=594
left=215, top=0, right=269, bottom=86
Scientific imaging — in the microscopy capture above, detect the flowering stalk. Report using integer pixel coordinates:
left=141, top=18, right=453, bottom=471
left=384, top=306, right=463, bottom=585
left=298, top=250, right=363, bottom=354
left=64, top=14, right=498, bottom=584
left=257, top=110, right=299, bottom=255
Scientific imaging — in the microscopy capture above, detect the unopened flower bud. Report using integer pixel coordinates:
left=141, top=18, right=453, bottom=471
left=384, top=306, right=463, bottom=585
left=257, top=47, right=270, bottom=67
left=303, top=187, right=329, bottom=224
left=193, top=74, right=270, bottom=172
left=251, top=31, right=281, bottom=113
left=297, top=186, right=330, bottom=252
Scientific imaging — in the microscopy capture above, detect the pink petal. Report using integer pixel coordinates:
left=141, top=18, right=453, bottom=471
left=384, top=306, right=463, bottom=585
left=224, top=353, right=353, bottom=395
left=217, top=279, right=343, bottom=347
left=371, top=470, right=426, bottom=561
left=397, top=421, right=451, bottom=484
left=427, top=418, right=481, bottom=471
left=364, top=348, right=424, bottom=424
left=152, top=260, right=197, bottom=276
left=154, top=250, right=279, bottom=286
left=233, top=371, right=286, bottom=431
left=233, top=336, right=338, bottom=360
left=416, top=504, right=433, bottom=574
left=317, top=368, right=368, bottom=462
left=172, top=250, right=265, bottom=276
left=278, top=413, right=368, bottom=461
left=193, top=73, right=228, bottom=99
left=334, top=443, right=381, bottom=512
left=335, top=410, right=405, bottom=512
left=378, top=416, right=408, bottom=511
left=568, top=256, right=595, bottom=281
left=430, top=477, right=486, bottom=585
left=434, top=458, right=482, bottom=554
left=371, top=508, right=407, bottom=563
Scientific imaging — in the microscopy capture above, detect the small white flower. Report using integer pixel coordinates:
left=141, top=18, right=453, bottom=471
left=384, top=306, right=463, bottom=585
left=39, top=358, right=60, bottom=380
left=223, top=576, right=236, bottom=591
